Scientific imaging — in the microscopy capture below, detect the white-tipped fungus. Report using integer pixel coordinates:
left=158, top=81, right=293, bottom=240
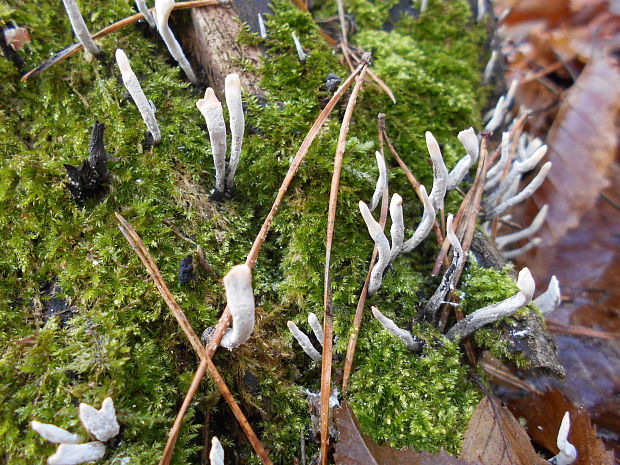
left=62, top=0, right=100, bottom=56
left=503, top=237, right=542, bottom=259
left=210, top=437, right=225, bottom=465
left=550, top=412, right=577, bottom=465
left=372, top=306, right=421, bottom=351
left=79, top=397, right=120, bottom=442
left=224, top=74, right=245, bottom=192
left=308, top=312, right=324, bottom=347
left=359, top=201, right=390, bottom=295
left=388, top=193, right=404, bottom=262
left=292, top=31, right=306, bottom=63
left=257, top=13, right=267, bottom=39
left=447, top=267, right=535, bottom=342
left=197, top=88, right=227, bottom=196
left=483, top=50, right=498, bottom=83
left=136, top=0, right=156, bottom=28
left=287, top=321, right=321, bottom=362
left=484, top=95, right=506, bottom=132
left=447, top=127, right=479, bottom=191
left=47, top=442, right=106, bottom=465
left=426, top=131, right=449, bottom=212
left=485, top=131, right=511, bottom=190
left=31, top=421, right=81, bottom=444
left=155, top=0, right=198, bottom=84
left=496, top=204, right=548, bottom=249
left=369, top=151, right=388, bottom=211
left=401, top=185, right=435, bottom=253
left=476, top=0, right=487, bottom=23
left=220, top=264, right=255, bottom=350
left=504, top=79, right=519, bottom=110
left=115, top=49, right=161, bottom=144
left=534, top=275, right=561, bottom=315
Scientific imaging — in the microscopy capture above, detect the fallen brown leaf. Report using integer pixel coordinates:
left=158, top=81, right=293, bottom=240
left=334, top=402, right=476, bottom=465
left=460, top=396, right=548, bottom=465
left=507, top=390, right=615, bottom=465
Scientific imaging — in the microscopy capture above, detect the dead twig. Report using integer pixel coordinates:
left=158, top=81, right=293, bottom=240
left=21, top=0, right=226, bottom=82
left=320, top=57, right=370, bottom=465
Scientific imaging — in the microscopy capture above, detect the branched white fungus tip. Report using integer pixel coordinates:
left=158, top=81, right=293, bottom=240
left=369, top=151, right=388, bottom=211
left=220, top=264, right=255, bottom=350
left=287, top=321, right=321, bottom=362
left=371, top=306, right=420, bottom=351
left=485, top=95, right=506, bottom=132
left=457, top=127, right=479, bottom=162
left=517, top=267, right=535, bottom=300
left=496, top=204, right=548, bottom=249
left=197, top=88, right=227, bottom=196
left=31, top=421, right=81, bottom=444
left=136, top=0, right=156, bottom=28
left=389, top=193, right=404, bottom=262
left=209, top=437, right=225, bottom=465
left=359, top=201, right=390, bottom=295
left=79, top=397, right=120, bottom=442
left=534, top=275, right=561, bottom=315
left=503, top=237, right=542, bottom=259
left=402, top=185, right=435, bottom=253
left=550, top=412, right=577, bottom=465
left=425, top=131, right=448, bottom=212
left=307, top=312, right=324, bottom=347
left=62, top=0, right=100, bottom=56
left=448, top=127, right=480, bottom=191
left=47, top=442, right=107, bottom=465
left=225, top=73, right=245, bottom=192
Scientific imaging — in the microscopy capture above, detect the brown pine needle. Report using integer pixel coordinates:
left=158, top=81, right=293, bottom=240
left=341, top=114, right=389, bottom=396
left=115, top=213, right=273, bottom=465
left=320, top=56, right=370, bottom=465
left=154, top=60, right=369, bottom=463
left=21, top=0, right=226, bottom=82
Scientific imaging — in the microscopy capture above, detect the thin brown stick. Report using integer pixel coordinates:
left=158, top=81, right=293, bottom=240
left=20, top=0, right=225, bottom=82
left=341, top=114, right=389, bottom=396
left=320, top=61, right=369, bottom=465
left=158, top=61, right=368, bottom=463
left=350, top=50, right=396, bottom=104
left=115, top=213, right=273, bottom=465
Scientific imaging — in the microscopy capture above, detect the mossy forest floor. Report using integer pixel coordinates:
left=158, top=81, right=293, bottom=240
left=0, top=0, right=521, bottom=463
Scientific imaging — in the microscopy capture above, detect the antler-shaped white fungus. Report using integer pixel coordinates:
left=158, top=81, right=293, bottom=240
left=549, top=412, right=577, bottom=465
left=496, top=204, right=548, bottom=250
left=62, top=0, right=100, bottom=56
left=308, top=312, right=324, bottom=347
left=485, top=132, right=511, bottom=190
left=401, top=185, right=435, bottom=253
left=197, top=88, right=227, bottom=197
left=136, top=0, right=156, bottom=28
left=484, top=95, right=506, bottom=132
left=47, top=442, right=107, bottom=465
left=372, top=306, right=422, bottom=352
left=388, top=193, right=404, bottom=262
left=447, top=127, right=479, bottom=191
left=224, top=74, right=245, bottom=192
left=155, top=0, right=198, bottom=84
left=534, top=275, right=561, bottom=315
left=210, top=437, right=225, bottom=465
left=287, top=321, right=322, bottom=362
left=31, top=422, right=81, bottom=444
left=220, top=264, right=255, bottom=350
left=446, top=267, right=535, bottom=342
left=359, top=200, right=391, bottom=296
left=79, top=397, right=120, bottom=442
left=369, top=151, right=388, bottom=211
left=503, top=237, right=542, bottom=259
left=116, top=49, right=161, bottom=144
left=426, top=131, right=448, bottom=212
left=291, top=31, right=306, bottom=63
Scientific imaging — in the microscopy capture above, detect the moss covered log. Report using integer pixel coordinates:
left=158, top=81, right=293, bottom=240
left=0, top=0, right=500, bottom=463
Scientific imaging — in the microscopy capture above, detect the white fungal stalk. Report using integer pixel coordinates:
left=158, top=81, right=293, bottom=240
left=371, top=306, right=421, bottom=351
left=155, top=0, right=198, bottom=84
left=308, top=312, right=324, bottom=347
left=287, top=321, right=321, bottom=362
left=220, top=264, right=255, bottom=350
left=197, top=88, right=227, bottom=196
left=31, top=421, right=81, bottom=444
left=484, top=95, right=506, bottom=132
left=291, top=31, right=306, bottom=63
left=446, top=267, right=535, bottom=342
left=388, top=193, right=404, bottom=262
left=47, top=442, right=107, bottom=465
left=426, top=131, right=448, bottom=212
left=257, top=13, right=267, bottom=39
left=79, top=397, right=120, bottom=442
left=136, top=0, right=156, bottom=28
left=359, top=201, right=390, bottom=296
left=369, top=151, right=388, bottom=211
left=485, top=131, right=511, bottom=190
left=62, top=0, right=100, bottom=56
left=115, top=49, right=161, bottom=144
left=210, top=437, right=225, bottom=465
left=496, top=204, right=548, bottom=249
left=483, top=50, right=498, bottom=82
left=447, top=127, right=479, bottom=191
left=534, top=275, right=561, bottom=315
left=550, top=412, right=577, bottom=465
left=224, top=74, right=245, bottom=192
left=503, top=237, right=542, bottom=259
left=401, top=185, right=435, bottom=253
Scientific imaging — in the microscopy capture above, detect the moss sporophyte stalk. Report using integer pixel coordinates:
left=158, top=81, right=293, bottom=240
left=0, top=0, right=518, bottom=462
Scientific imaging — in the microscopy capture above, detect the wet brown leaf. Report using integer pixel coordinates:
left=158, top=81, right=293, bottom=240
left=333, top=402, right=475, bottom=465
left=507, top=390, right=615, bottom=465
left=460, top=396, right=548, bottom=465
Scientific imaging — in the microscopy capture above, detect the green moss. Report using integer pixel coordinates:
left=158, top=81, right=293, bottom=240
left=0, top=0, right=491, bottom=462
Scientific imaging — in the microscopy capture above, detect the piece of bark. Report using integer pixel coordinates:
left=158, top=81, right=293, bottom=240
left=182, top=0, right=268, bottom=95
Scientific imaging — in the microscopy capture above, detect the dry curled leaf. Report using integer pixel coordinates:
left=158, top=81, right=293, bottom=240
left=460, top=396, right=548, bottom=465
left=334, top=402, right=476, bottom=465
left=507, top=390, right=615, bottom=465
